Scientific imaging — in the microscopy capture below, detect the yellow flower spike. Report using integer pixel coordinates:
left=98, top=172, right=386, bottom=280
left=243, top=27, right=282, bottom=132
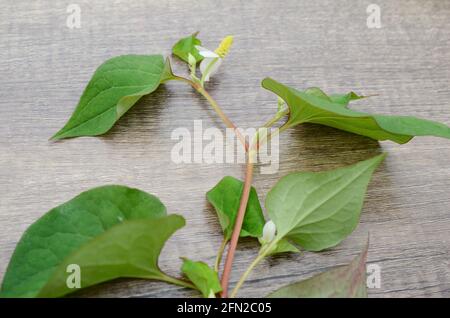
left=214, top=35, right=234, bottom=58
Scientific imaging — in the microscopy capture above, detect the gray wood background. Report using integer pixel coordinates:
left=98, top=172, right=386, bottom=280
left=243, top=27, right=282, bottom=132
left=1, top=0, right=449, bottom=298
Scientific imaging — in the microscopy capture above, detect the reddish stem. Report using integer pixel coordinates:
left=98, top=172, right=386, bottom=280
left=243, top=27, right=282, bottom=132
left=177, top=76, right=255, bottom=297
left=220, top=158, right=254, bottom=297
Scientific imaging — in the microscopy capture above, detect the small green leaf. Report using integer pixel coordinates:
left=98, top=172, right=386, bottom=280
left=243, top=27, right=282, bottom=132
left=172, top=32, right=203, bottom=63
left=207, top=176, right=266, bottom=241
left=329, top=91, right=365, bottom=107
left=262, top=78, right=450, bottom=144
left=266, top=154, right=385, bottom=251
left=267, top=242, right=368, bottom=298
left=52, top=55, right=175, bottom=140
left=265, top=238, right=300, bottom=256
left=304, top=87, right=365, bottom=108
left=181, top=258, right=221, bottom=298
left=0, top=185, right=183, bottom=297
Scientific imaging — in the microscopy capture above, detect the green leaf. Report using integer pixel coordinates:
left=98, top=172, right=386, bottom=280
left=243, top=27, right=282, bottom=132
left=0, top=185, right=183, bottom=298
left=172, top=32, right=203, bottom=63
left=265, top=238, right=300, bottom=256
left=329, top=91, right=365, bottom=107
left=39, top=215, right=184, bottom=297
left=267, top=242, right=368, bottom=298
left=52, top=55, right=175, bottom=140
left=262, top=78, right=450, bottom=144
left=207, top=176, right=266, bottom=241
left=181, top=258, right=221, bottom=298
left=266, top=154, right=385, bottom=252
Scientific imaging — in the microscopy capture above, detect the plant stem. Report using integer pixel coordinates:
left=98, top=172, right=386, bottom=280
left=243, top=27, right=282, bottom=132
left=255, top=109, right=289, bottom=150
left=157, top=274, right=197, bottom=290
left=230, top=240, right=277, bottom=298
left=176, top=75, right=276, bottom=297
left=262, top=109, right=288, bottom=128
left=214, top=237, right=228, bottom=272
left=220, top=150, right=256, bottom=297
left=176, top=77, right=248, bottom=151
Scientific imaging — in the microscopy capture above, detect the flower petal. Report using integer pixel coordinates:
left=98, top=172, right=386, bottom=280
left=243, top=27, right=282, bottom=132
left=195, top=45, right=220, bottom=58
left=200, top=57, right=222, bottom=82
left=262, top=220, right=276, bottom=243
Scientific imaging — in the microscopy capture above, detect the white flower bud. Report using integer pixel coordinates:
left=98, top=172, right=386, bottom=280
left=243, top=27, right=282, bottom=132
left=208, top=289, right=216, bottom=298
left=262, top=220, right=276, bottom=243
left=187, top=53, right=196, bottom=67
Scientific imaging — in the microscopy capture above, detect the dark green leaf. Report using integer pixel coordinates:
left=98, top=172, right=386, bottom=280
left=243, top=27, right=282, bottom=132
left=262, top=78, right=450, bottom=144
left=267, top=242, right=368, bottom=298
left=39, top=215, right=184, bottom=297
left=0, top=185, right=183, bottom=297
left=52, top=55, right=175, bottom=140
left=207, top=176, right=266, bottom=241
left=181, top=258, right=221, bottom=298
left=266, top=154, right=385, bottom=251
left=172, top=32, right=203, bottom=63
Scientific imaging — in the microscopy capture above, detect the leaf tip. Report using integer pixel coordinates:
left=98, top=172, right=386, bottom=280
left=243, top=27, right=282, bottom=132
left=261, top=77, right=274, bottom=87
left=49, top=130, right=64, bottom=141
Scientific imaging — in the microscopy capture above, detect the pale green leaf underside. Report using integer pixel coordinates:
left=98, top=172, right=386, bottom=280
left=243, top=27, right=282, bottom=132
left=0, top=185, right=172, bottom=297
left=52, top=55, right=174, bottom=140
left=262, top=78, right=450, bottom=144
left=267, top=242, right=368, bottom=298
left=181, top=258, right=221, bottom=298
left=207, top=176, right=266, bottom=241
left=266, top=154, right=385, bottom=251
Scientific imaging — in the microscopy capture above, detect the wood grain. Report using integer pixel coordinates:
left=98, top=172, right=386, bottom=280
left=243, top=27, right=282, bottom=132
left=1, top=0, right=449, bottom=298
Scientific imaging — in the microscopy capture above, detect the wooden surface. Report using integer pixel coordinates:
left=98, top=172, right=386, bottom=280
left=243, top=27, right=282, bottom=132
left=1, top=0, right=450, bottom=298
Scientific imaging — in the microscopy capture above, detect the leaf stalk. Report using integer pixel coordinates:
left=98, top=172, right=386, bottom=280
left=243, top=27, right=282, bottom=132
left=176, top=77, right=248, bottom=151
left=158, top=273, right=197, bottom=290
left=229, top=240, right=276, bottom=298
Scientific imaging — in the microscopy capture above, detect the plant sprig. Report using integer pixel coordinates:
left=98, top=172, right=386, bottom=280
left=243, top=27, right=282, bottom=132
left=2, top=32, right=450, bottom=298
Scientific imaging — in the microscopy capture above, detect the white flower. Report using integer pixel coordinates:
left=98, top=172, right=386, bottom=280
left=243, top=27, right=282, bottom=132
left=195, top=35, right=233, bottom=83
left=262, top=220, right=276, bottom=243
left=196, top=46, right=222, bottom=82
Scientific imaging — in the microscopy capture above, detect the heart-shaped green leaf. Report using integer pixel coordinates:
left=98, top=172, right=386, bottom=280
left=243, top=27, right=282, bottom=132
left=172, top=32, right=203, bottom=63
left=266, top=154, right=384, bottom=251
left=267, top=242, right=368, bottom=298
left=38, top=215, right=184, bottom=297
left=52, top=55, right=175, bottom=140
left=181, top=258, right=221, bottom=298
left=262, top=78, right=450, bottom=144
left=207, top=176, right=266, bottom=241
left=0, top=185, right=184, bottom=297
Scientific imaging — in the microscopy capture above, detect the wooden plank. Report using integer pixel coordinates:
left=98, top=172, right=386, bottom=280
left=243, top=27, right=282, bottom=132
left=0, top=0, right=449, bottom=297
